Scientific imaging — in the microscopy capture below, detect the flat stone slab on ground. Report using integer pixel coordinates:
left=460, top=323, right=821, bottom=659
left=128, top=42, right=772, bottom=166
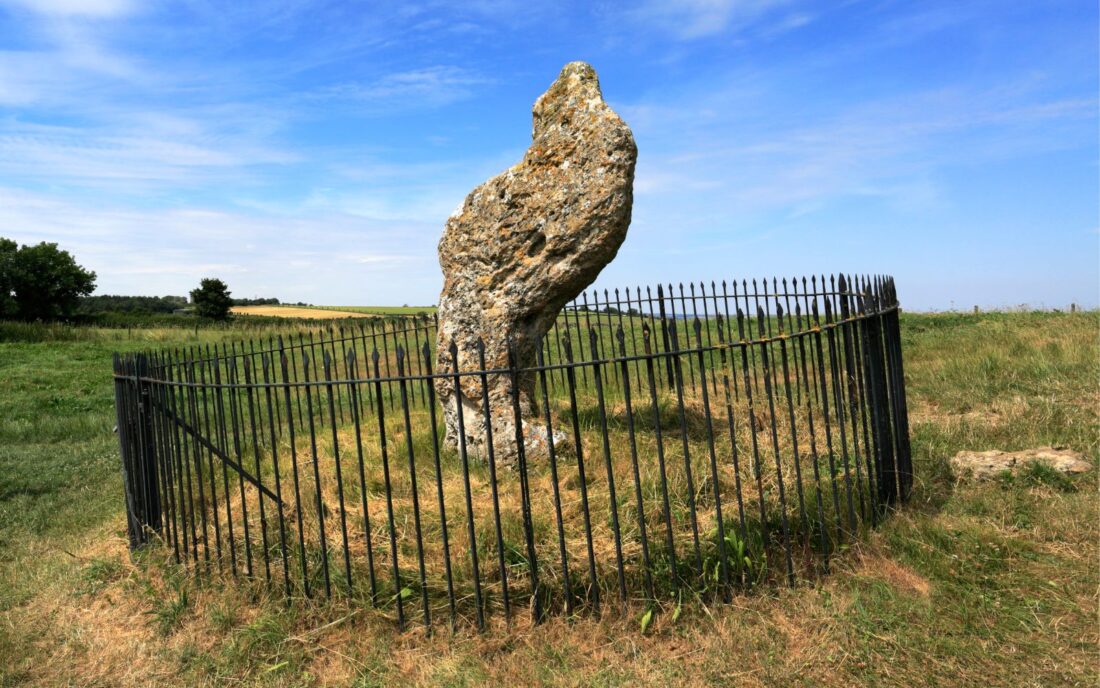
left=950, top=446, right=1091, bottom=480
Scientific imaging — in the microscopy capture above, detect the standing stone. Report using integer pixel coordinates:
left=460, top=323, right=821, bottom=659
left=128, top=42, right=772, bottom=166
left=434, top=61, right=636, bottom=463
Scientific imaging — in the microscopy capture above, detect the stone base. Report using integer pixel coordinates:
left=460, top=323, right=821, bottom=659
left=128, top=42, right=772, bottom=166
left=442, top=395, right=570, bottom=467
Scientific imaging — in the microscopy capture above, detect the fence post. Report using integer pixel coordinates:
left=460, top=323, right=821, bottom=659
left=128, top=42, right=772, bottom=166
left=859, top=287, right=898, bottom=507
left=115, top=353, right=162, bottom=550
left=507, top=341, right=543, bottom=622
left=114, top=354, right=141, bottom=549
left=882, top=280, right=914, bottom=500
left=656, top=284, right=675, bottom=384
left=136, top=353, right=163, bottom=539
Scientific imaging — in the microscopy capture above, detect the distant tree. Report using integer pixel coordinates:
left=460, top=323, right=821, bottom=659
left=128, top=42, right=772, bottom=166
left=190, top=278, right=233, bottom=320
left=0, top=238, right=16, bottom=318
left=0, top=238, right=97, bottom=320
left=79, top=294, right=189, bottom=315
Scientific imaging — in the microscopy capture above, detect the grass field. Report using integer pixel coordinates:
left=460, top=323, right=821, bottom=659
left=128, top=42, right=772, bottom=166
left=0, top=311, right=1096, bottom=687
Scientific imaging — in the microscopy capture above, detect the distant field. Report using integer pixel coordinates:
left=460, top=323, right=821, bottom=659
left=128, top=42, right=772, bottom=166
left=231, top=305, right=376, bottom=319
left=232, top=305, right=437, bottom=319
left=312, top=305, right=437, bottom=316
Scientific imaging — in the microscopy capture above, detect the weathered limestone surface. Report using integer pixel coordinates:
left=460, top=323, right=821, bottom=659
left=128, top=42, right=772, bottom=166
left=434, top=61, right=636, bottom=462
left=950, top=447, right=1092, bottom=480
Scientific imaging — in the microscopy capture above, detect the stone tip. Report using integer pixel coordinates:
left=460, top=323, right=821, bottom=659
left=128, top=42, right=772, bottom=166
left=558, top=61, right=598, bottom=80
left=552, top=61, right=600, bottom=96
left=532, top=61, right=614, bottom=137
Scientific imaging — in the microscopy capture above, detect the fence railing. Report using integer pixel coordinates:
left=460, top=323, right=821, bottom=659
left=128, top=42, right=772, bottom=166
left=113, top=274, right=912, bottom=629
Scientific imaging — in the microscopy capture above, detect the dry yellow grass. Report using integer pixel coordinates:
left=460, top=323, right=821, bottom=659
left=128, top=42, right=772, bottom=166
left=232, top=306, right=376, bottom=320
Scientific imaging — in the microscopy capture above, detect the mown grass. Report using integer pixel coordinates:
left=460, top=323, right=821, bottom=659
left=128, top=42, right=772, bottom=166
left=0, top=310, right=1096, bottom=687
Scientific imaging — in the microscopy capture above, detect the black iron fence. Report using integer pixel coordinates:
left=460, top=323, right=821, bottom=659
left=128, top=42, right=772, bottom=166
left=113, top=274, right=912, bottom=629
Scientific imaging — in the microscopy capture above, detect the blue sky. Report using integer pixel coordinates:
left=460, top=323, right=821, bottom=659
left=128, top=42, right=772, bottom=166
left=0, top=0, right=1096, bottom=310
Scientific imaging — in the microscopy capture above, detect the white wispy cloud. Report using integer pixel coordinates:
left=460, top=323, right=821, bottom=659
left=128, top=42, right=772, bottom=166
left=0, top=3, right=500, bottom=204
left=0, top=20, right=142, bottom=106
left=628, top=80, right=1095, bottom=213
left=0, top=186, right=443, bottom=302
left=0, top=1, right=1093, bottom=310
left=625, top=0, right=797, bottom=39
left=0, top=0, right=136, bottom=18
left=352, top=253, right=418, bottom=265
left=310, top=66, right=491, bottom=111
left=0, top=118, right=297, bottom=191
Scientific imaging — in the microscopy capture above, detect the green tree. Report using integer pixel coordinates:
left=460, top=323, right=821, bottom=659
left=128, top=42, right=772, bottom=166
left=0, top=238, right=16, bottom=318
left=0, top=239, right=97, bottom=320
left=190, top=278, right=233, bottom=320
